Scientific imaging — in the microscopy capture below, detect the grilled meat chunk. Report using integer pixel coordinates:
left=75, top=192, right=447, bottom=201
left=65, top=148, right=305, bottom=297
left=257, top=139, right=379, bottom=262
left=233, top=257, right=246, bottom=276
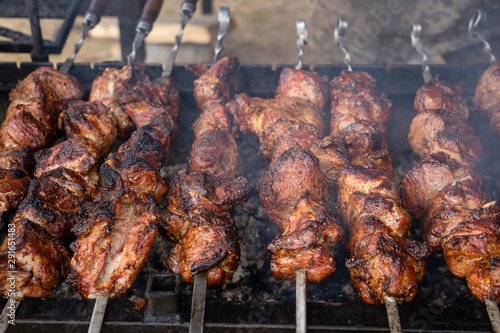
left=327, top=71, right=427, bottom=304
left=161, top=57, right=253, bottom=287
left=68, top=65, right=179, bottom=298
left=228, top=67, right=343, bottom=283
left=0, top=67, right=84, bottom=225
left=401, top=76, right=500, bottom=302
left=474, top=61, right=500, bottom=135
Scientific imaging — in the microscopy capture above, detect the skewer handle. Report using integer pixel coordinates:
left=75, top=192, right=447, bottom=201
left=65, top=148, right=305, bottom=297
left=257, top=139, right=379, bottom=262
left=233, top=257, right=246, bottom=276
left=334, top=17, right=352, bottom=72
left=189, top=271, right=208, bottom=333
left=88, top=295, right=108, bottom=333
left=411, top=23, right=432, bottom=83
left=468, top=10, right=496, bottom=64
left=296, top=268, right=307, bottom=333
left=485, top=299, right=500, bottom=333
left=384, top=296, right=402, bottom=333
left=295, top=19, right=308, bottom=70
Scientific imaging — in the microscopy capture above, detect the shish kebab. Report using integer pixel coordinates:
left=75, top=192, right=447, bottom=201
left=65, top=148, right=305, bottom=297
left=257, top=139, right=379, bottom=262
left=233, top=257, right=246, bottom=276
left=400, top=23, right=500, bottom=332
left=227, top=19, right=344, bottom=333
left=159, top=7, right=253, bottom=333
left=469, top=10, right=500, bottom=332
left=328, top=19, right=428, bottom=333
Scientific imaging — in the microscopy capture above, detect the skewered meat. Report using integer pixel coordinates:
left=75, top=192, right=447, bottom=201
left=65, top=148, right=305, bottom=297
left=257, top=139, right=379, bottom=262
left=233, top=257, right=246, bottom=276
left=0, top=99, right=116, bottom=297
left=401, top=75, right=500, bottom=302
left=67, top=66, right=179, bottom=298
left=160, top=57, right=253, bottom=287
left=0, top=67, right=84, bottom=223
left=328, top=70, right=428, bottom=304
left=228, top=67, right=343, bottom=283
left=473, top=61, right=500, bottom=135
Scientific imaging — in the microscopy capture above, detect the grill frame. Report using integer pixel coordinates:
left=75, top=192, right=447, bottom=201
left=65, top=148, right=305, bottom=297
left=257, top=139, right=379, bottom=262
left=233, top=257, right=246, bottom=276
left=0, top=62, right=497, bottom=332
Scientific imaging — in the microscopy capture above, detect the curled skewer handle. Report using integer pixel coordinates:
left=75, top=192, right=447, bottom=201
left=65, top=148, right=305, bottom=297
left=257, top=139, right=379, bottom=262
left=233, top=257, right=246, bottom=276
left=295, top=19, right=308, bottom=70
left=384, top=296, right=402, bottom=333
left=213, top=6, right=230, bottom=63
left=468, top=10, right=496, bottom=64
left=334, top=17, right=352, bottom=72
left=296, top=268, right=307, bottom=333
left=88, top=295, right=108, bottom=333
left=189, top=271, right=208, bottom=333
left=485, top=299, right=500, bottom=333
left=411, top=23, right=432, bottom=83
left=163, top=0, right=197, bottom=76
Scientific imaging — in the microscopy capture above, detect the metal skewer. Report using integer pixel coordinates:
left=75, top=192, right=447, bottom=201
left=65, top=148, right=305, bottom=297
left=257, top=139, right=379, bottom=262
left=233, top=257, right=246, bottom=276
left=485, top=299, right=500, bottom=333
left=188, top=9, right=231, bottom=332
left=163, top=0, right=197, bottom=76
left=295, top=19, right=308, bottom=70
left=0, top=292, right=23, bottom=333
left=384, top=296, right=402, bottom=333
left=60, top=0, right=108, bottom=74
left=189, top=271, right=208, bottom=333
left=214, top=6, right=230, bottom=63
left=292, top=19, right=309, bottom=333
left=468, top=10, right=496, bottom=65
left=334, top=17, right=352, bottom=72
left=411, top=23, right=432, bottom=84
left=127, top=0, right=164, bottom=63
left=87, top=295, right=108, bottom=333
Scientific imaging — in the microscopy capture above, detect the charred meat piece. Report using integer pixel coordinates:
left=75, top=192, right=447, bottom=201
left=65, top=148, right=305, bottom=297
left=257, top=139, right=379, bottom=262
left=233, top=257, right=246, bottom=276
left=0, top=67, right=84, bottom=225
left=68, top=66, right=179, bottom=298
left=474, top=61, right=500, bottom=135
left=401, top=75, right=500, bottom=302
left=327, top=70, right=427, bottom=304
left=228, top=66, right=343, bottom=283
left=160, top=57, right=253, bottom=287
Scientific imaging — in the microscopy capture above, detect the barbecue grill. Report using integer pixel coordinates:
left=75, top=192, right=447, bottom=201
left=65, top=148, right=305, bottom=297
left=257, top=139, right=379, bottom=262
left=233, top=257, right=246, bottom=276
left=0, top=1, right=499, bottom=332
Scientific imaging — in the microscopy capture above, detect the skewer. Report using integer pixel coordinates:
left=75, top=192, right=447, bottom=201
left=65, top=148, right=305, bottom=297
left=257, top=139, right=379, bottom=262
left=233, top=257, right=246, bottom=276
left=0, top=292, right=23, bottom=333
left=87, top=295, right=108, bottom=333
left=384, top=296, right=402, bottom=333
left=335, top=18, right=402, bottom=332
left=334, top=17, right=352, bottom=72
left=468, top=10, right=496, bottom=65
left=187, top=8, right=231, bottom=333
left=60, top=0, right=108, bottom=74
left=213, top=6, right=230, bottom=63
left=189, top=271, right=208, bottom=333
left=485, top=299, right=500, bottom=333
left=127, top=0, right=164, bottom=63
left=293, top=19, right=309, bottom=333
left=410, top=23, right=432, bottom=84
left=296, top=269, right=307, bottom=333
left=163, top=0, right=197, bottom=76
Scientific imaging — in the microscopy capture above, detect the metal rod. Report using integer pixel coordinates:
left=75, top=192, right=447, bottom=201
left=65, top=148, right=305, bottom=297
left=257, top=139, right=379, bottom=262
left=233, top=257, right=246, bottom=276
left=87, top=295, right=108, bottom=333
left=295, top=19, right=308, bottom=70
left=334, top=17, right=352, bottom=72
left=468, top=10, right=496, bottom=64
left=384, top=296, right=402, bottom=333
left=485, top=299, right=500, bottom=333
left=0, top=292, right=23, bottom=333
left=296, top=268, right=307, bottom=333
left=25, top=0, right=48, bottom=62
left=213, top=6, right=230, bottom=63
left=411, top=23, right=432, bottom=83
left=189, top=271, right=208, bottom=333
left=163, top=0, right=196, bottom=76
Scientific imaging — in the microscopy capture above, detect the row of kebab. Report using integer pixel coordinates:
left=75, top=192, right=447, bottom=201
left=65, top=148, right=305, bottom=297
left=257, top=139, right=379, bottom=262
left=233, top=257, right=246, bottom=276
left=0, top=19, right=499, bottom=326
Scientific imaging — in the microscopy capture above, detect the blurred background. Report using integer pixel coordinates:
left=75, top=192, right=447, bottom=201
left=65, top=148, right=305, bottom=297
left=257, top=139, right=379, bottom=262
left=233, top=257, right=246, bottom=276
left=0, top=0, right=499, bottom=67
